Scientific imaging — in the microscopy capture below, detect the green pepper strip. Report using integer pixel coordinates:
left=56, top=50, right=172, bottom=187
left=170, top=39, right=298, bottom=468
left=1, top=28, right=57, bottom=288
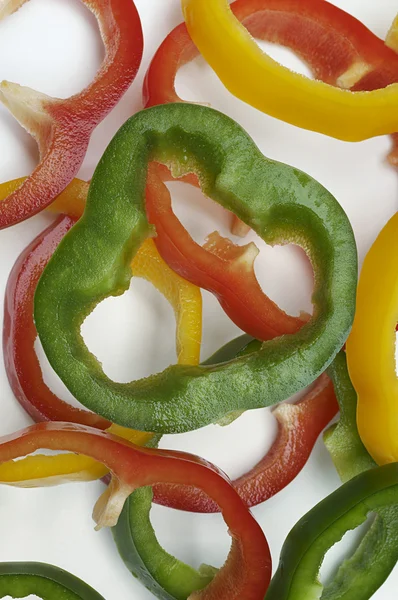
left=265, top=461, right=398, bottom=600
left=266, top=353, right=398, bottom=600
left=112, top=336, right=256, bottom=600
left=34, top=103, right=357, bottom=434
left=0, top=562, right=104, bottom=599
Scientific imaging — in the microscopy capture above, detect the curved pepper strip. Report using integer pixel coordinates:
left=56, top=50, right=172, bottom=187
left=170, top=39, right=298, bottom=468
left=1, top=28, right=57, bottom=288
left=145, top=0, right=398, bottom=236
left=153, top=335, right=338, bottom=511
left=0, top=0, right=143, bottom=228
left=265, top=462, right=398, bottom=600
left=0, top=563, right=104, bottom=599
left=320, top=352, right=398, bottom=599
left=34, top=103, right=357, bottom=434
left=145, top=163, right=307, bottom=341
left=0, top=423, right=272, bottom=600
left=346, top=212, right=398, bottom=466
left=181, top=0, right=398, bottom=142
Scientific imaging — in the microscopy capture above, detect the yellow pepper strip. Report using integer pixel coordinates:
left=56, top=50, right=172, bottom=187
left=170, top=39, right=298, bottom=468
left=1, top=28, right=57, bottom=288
left=0, top=178, right=202, bottom=485
left=346, top=213, right=398, bottom=466
left=181, top=0, right=398, bottom=141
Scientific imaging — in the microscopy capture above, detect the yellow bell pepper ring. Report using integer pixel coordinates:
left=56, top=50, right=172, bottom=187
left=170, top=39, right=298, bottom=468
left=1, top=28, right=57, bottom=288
left=181, top=0, right=398, bottom=142
left=346, top=212, right=398, bottom=466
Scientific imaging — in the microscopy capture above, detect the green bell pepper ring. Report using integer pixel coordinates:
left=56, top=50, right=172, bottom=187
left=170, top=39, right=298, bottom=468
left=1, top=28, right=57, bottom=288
left=34, top=103, right=357, bottom=434
left=0, top=562, right=104, bottom=599
left=113, top=487, right=217, bottom=600
left=322, top=352, right=398, bottom=600
left=265, top=462, right=398, bottom=600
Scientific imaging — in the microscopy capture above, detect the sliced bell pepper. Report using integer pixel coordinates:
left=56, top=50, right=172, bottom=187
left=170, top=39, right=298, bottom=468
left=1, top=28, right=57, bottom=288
left=34, top=103, right=357, bottom=434
left=265, top=462, right=398, bottom=600
left=321, top=352, right=398, bottom=599
left=346, top=212, right=398, bottom=466
left=181, top=0, right=398, bottom=142
left=0, top=422, right=272, bottom=600
left=0, top=0, right=143, bottom=229
left=0, top=563, right=104, bottom=599
left=145, top=163, right=307, bottom=341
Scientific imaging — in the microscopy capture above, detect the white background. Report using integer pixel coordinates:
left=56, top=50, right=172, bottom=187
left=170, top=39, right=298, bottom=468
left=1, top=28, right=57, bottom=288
left=0, top=0, right=397, bottom=598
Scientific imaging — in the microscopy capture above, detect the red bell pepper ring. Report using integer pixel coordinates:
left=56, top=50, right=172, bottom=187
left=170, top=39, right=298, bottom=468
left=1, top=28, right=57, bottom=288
left=153, top=373, right=338, bottom=512
left=145, top=163, right=307, bottom=341
left=0, top=0, right=143, bottom=229
left=144, top=0, right=398, bottom=236
left=3, top=214, right=110, bottom=429
left=0, top=422, right=272, bottom=599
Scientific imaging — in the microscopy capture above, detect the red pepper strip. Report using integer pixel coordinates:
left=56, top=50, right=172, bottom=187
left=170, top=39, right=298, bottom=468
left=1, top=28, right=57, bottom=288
left=3, top=215, right=110, bottom=428
left=145, top=163, right=307, bottom=341
left=153, top=373, right=338, bottom=512
left=0, top=422, right=272, bottom=600
left=0, top=0, right=143, bottom=229
left=144, top=0, right=398, bottom=235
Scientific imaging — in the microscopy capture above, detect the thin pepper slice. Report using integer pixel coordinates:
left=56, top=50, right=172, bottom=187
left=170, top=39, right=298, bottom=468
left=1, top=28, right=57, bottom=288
left=265, top=462, right=398, bottom=600
left=34, top=103, right=357, bottom=434
left=0, top=563, right=104, bottom=599
left=0, top=423, right=272, bottom=600
left=0, top=0, right=143, bottom=228
left=346, top=212, right=398, bottom=466
left=181, top=0, right=398, bottom=141
left=153, top=336, right=338, bottom=511
left=321, top=353, right=398, bottom=599
left=145, top=164, right=306, bottom=341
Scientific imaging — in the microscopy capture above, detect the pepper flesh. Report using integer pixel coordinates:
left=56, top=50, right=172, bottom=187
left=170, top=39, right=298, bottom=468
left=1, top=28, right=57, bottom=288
left=321, top=353, right=398, bottom=599
left=346, top=212, right=398, bottom=466
left=0, top=422, right=272, bottom=600
left=0, top=0, right=143, bottom=228
left=34, top=103, right=357, bottom=434
left=181, top=0, right=398, bottom=142
left=0, top=563, right=104, bottom=599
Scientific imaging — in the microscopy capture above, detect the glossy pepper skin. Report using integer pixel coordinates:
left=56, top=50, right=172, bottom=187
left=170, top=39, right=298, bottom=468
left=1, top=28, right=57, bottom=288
left=0, top=563, right=104, bottom=599
left=181, top=0, right=398, bottom=142
left=322, top=353, right=398, bottom=599
left=0, top=423, right=272, bottom=600
left=346, top=212, right=398, bottom=466
left=265, top=462, right=398, bottom=600
left=0, top=0, right=143, bottom=228
left=34, top=103, right=357, bottom=434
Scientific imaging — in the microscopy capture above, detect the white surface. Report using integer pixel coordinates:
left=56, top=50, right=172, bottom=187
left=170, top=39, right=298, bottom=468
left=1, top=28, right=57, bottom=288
left=0, top=0, right=397, bottom=598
